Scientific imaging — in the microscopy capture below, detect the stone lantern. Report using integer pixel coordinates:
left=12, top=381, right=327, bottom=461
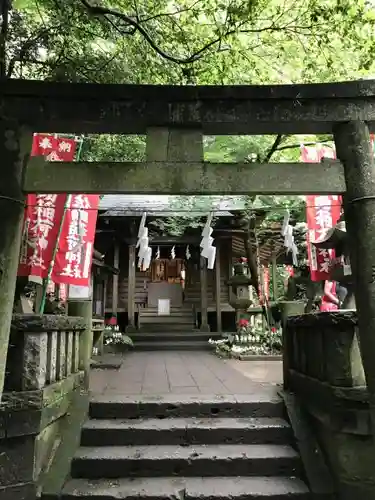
left=227, top=262, right=253, bottom=322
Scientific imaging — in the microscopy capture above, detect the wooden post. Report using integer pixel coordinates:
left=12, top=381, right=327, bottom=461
left=126, top=244, right=137, bottom=333
left=112, top=241, right=119, bottom=317
left=68, top=299, right=92, bottom=387
left=271, top=253, right=279, bottom=301
left=0, top=122, right=31, bottom=402
left=334, top=121, right=375, bottom=430
left=103, top=279, right=107, bottom=318
left=228, top=242, right=234, bottom=304
left=200, top=256, right=210, bottom=332
left=215, top=244, right=222, bottom=333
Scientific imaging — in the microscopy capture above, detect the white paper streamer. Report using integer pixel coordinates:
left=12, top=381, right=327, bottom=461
left=142, top=247, right=152, bottom=271
left=284, top=225, right=294, bottom=250
left=207, top=246, right=216, bottom=269
left=281, top=210, right=290, bottom=237
left=138, top=212, right=147, bottom=237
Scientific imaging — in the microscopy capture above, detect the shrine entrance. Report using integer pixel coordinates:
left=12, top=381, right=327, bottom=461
left=148, top=258, right=185, bottom=308
left=2, top=79, right=375, bottom=498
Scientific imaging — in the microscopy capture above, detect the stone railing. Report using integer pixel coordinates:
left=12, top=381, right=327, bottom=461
left=283, top=311, right=375, bottom=498
left=1, top=314, right=88, bottom=499
left=5, top=314, right=86, bottom=392
left=285, top=310, right=365, bottom=390
left=92, top=317, right=105, bottom=356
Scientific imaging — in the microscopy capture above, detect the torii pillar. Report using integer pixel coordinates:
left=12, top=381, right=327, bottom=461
left=334, top=121, right=375, bottom=432
left=0, top=120, right=32, bottom=402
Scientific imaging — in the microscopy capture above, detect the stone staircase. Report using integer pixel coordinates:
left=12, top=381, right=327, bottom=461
left=132, top=331, right=221, bottom=351
left=136, top=306, right=214, bottom=350
left=138, top=306, right=196, bottom=333
left=60, top=395, right=310, bottom=499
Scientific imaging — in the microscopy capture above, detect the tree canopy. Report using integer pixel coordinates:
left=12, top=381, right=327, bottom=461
left=4, top=0, right=375, bottom=239
left=7, top=0, right=375, bottom=84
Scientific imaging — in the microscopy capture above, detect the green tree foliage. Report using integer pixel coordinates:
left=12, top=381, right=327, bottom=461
left=6, top=0, right=375, bottom=84
left=3, top=0, right=374, bottom=238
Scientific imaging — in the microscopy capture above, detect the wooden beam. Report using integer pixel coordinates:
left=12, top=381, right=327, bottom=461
left=200, top=256, right=210, bottom=332
left=126, top=245, right=136, bottom=333
left=4, top=79, right=375, bottom=135
left=24, top=159, right=346, bottom=195
left=112, top=242, right=119, bottom=316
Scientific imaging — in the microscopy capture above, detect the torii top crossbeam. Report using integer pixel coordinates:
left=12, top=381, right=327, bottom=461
left=2, top=78, right=375, bottom=135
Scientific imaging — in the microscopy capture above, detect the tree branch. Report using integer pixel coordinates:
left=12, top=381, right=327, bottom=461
left=276, top=138, right=333, bottom=152
left=7, top=26, right=56, bottom=78
left=79, top=0, right=317, bottom=66
left=261, top=134, right=285, bottom=163
left=79, top=0, right=212, bottom=64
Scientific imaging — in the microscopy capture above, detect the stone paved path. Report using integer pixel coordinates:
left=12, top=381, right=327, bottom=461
left=90, top=351, right=282, bottom=397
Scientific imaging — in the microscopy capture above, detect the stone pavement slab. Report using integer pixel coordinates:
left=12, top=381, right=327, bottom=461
left=89, top=351, right=281, bottom=399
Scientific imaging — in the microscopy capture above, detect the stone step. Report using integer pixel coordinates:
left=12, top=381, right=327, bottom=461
left=138, top=326, right=196, bottom=333
left=139, top=316, right=194, bottom=324
left=81, top=417, right=292, bottom=446
left=61, top=476, right=310, bottom=499
left=134, top=341, right=212, bottom=351
left=132, top=332, right=221, bottom=342
left=89, top=395, right=284, bottom=419
left=71, top=444, right=302, bottom=479
left=140, top=309, right=194, bottom=316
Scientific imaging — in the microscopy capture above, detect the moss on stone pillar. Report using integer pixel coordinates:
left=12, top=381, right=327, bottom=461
left=334, top=121, right=375, bottom=435
left=0, top=122, right=31, bottom=402
left=67, top=300, right=92, bottom=388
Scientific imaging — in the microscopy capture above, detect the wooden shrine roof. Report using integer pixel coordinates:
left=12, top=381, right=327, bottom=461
left=99, top=195, right=245, bottom=216
left=95, top=203, right=300, bottom=265
left=4, top=78, right=375, bottom=135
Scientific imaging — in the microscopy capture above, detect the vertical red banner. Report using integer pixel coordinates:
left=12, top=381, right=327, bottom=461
left=18, top=134, right=77, bottom=283
left=301, top=145, right=341, bottom=282
left=52, top=194, right=100, bottom=287
left=263, top=266, right=270, bottom=300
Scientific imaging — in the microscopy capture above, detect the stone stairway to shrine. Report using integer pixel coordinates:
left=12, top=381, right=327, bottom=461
left=59, top=394, right=311, bottom=499
left=132, top=331, right=221, bottom=351
left=135, top=306, right=215, bottom=350
left=138, top=306, right=196, bottom=333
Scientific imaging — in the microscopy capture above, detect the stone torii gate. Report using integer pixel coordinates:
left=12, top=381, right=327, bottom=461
left=1, top=79, right=375, bottom=410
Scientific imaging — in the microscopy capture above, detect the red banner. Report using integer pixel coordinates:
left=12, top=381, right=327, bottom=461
left=263, top=266, right=270, bottom=300
left=18, top=135, right=77, bottom=282
left=301, top=145, right=341, bottom=281
left=46, top=282, right=68, bottom=302
left=31, top=134, right=77, bottom=161
left=18, top=194, right=68, bottom=283
left=51, top=195, right=100, bottom=286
